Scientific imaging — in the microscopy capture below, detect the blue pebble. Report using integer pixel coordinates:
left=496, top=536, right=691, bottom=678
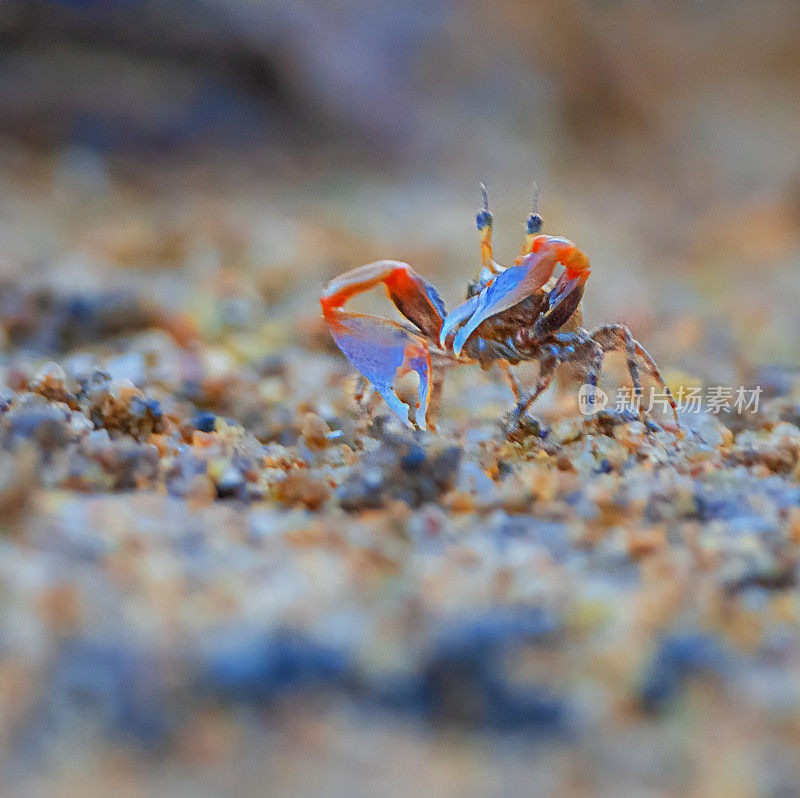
left=193, top=411, right=217, bottom=432
left=206, top=632, right=348, bottom=702
left=641, top=633, right=727, bottom=712
left=401, top=443, right=426, bottom=470
left=420, top=608, right=569, bottom=731
left=144, top=398, right=162, bottom=418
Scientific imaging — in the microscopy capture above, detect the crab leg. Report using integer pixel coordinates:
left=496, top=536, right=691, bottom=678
left=588, top=324, right=642, bottom=402
left=498, top=360, right=524, bottom=405
left=426, top=368, right=446, bottom=430
left=515, top=344, right=563, bottom=416
left=590, top=324, right=679, bottom=425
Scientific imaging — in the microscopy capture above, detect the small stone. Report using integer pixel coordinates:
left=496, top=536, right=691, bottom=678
left=29, top=361, right=76, bottom=407
left=108, top=378, right=141, bottom=405
left=299, top=412, right=331, bottom=450
left=187, top=473, right=216, bottom=506
left=275, top=470, right=330, bottom=511
left=192, top=411, right=217, bottom=433
left=614, top=421, right=646, bottom=452
left=4, top=402, right=69, bottom=452
left=208, top=459, right=246, bottom=500
left=33, top=361, right=66, bottom=385
left=626, top=526, right=666, bottom=560
left=216, top=466, right=245, bottom=499
left=258, top=378, right=286, bottom=405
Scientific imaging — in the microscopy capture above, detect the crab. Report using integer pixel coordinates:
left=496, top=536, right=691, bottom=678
left=320, top=184, right=678, bottom=432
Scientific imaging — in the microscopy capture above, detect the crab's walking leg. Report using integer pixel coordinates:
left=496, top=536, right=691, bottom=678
left=583, top=339, right=606, bottom=409
left=516, top=373, right=555, bottom=418
left=515, top=344, right=564, bottom=416
left=498, top=360, right=525, bottom=405
left=589, top=324, right=679, bottom=425
left=589, top=324, right=642, bottom=403
left=425, top=368, right=446, bottom=430
left=515, top=336, right=605, bottom=419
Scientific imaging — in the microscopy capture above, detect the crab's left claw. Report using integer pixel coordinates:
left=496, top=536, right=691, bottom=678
left=321, top=260, right=445, bottom=339
left=325, top=310, right=432, bottom=429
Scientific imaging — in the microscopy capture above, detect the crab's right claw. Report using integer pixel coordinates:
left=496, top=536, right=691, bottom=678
left=324, top=310, right=432, bottom=429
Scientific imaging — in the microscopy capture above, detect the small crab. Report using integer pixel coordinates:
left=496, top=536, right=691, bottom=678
left=320, top=184, right=679, bottom=431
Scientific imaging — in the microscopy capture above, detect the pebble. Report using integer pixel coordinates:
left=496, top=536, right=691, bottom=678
left=3, top=401, right=69, bottom=452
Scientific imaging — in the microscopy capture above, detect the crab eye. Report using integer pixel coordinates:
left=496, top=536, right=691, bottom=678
left=526, top=214, right=543, bottom=235
left=476, top=210, right=492, bottom=231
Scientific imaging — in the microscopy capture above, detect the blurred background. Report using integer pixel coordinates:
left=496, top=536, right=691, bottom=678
left=2, top=0, right=799, bottom=382
left=2, top=1, right=800, bottom=795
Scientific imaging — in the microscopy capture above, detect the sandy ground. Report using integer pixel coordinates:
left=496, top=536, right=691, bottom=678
left=1, top=2, right=800, bottom=795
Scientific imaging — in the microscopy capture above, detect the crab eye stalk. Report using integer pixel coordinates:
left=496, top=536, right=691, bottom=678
left=476, top=181, right=495, bottom=269
left=522, top=180, right=544, bottom=256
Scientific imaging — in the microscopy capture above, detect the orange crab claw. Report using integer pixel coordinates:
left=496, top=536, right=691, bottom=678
left=325, top=310, right=432, bottom=429
left=320, top=260, right=444, bottom=428
left=321, top=260, right=445, bottom=339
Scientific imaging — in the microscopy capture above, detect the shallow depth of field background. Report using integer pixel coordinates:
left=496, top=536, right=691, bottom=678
left=2, top=1, right=800, bottom=796
left=2, top=1, right=799, bottom=382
